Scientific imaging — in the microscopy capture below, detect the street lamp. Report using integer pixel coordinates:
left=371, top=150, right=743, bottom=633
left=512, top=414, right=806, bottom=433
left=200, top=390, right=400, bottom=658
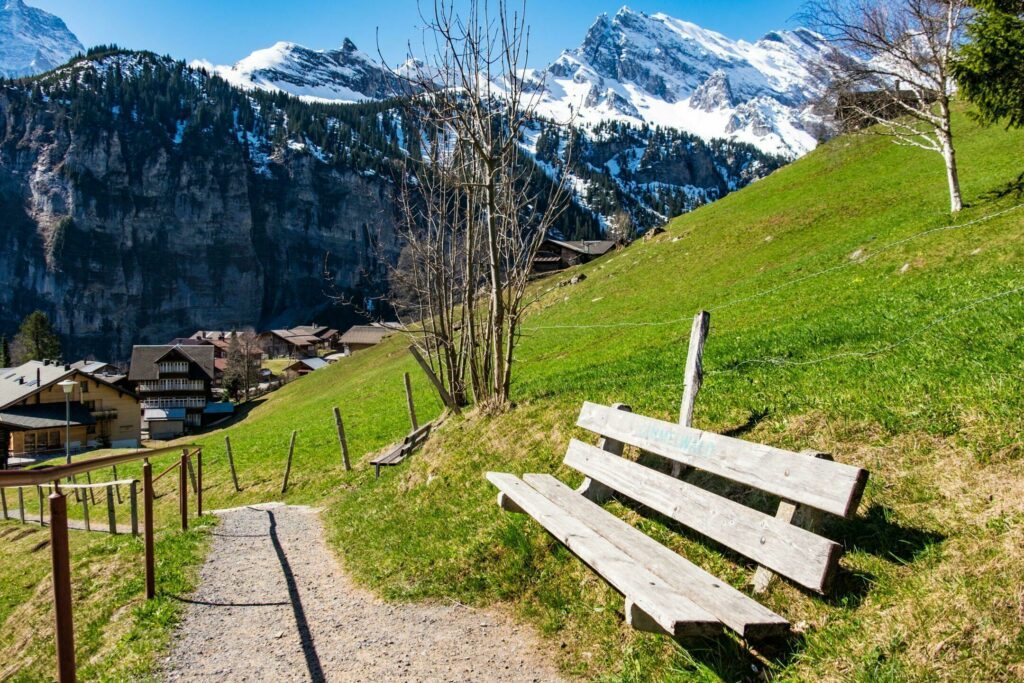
left=58, top=380, right=77, bottom=465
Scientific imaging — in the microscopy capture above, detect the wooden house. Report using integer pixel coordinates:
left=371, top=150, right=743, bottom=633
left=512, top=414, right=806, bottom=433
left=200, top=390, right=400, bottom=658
left=128, top=345, right=216, bottom=439
left=0, top=360, right=141, bottom=461
left=338, top=325, right=395, bottom=354
left=533, top=239, right=617, bottom=273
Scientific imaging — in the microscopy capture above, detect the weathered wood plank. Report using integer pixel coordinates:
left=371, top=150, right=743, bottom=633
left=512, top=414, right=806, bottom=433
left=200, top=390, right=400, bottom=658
left=524, top=474, right=789, bottom=638
left=564, top=440, right=841, bottom=593
left=576, top=402, right=868, bottom=518
left=577, top=402, right=631, bottom=504
left=487, top=472, right=720, bottom=638
left=673, top=311, right=710, bottom=477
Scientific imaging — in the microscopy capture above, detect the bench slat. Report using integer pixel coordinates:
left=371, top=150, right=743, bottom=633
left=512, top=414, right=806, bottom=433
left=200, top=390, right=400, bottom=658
left=522, top=474, right=789, bottom=638
left=486, top=472, right=721, bottom=638
left=564, top=440, right=842, bottom=593
left=577, top=402, right=868, bottom=517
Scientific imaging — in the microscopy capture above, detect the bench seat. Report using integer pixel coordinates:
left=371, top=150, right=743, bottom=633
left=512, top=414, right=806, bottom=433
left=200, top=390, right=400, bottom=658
left=487, top=473, right=790, bottom=638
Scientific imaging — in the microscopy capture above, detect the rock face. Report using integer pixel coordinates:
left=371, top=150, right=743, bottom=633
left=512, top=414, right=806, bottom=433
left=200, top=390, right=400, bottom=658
left=0, top=52, right=401, bottom=360
left=527, top=8, right=842, bottom=156
left=0, top=0, right=83, bottom=78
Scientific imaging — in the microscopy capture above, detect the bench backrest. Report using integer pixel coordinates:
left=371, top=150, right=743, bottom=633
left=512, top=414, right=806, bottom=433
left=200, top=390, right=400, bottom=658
left=577, top=402, right=867, bottom=517
left=570, top=402, right=869, bottom=593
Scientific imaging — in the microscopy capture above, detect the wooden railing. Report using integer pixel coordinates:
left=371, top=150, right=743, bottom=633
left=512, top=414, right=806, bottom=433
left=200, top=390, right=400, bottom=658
left=0, top=444, right=201, bottom=682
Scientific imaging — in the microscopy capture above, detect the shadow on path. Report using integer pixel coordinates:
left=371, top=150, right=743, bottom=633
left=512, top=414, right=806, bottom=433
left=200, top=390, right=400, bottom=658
left=266, top=508, right=326, bottom=683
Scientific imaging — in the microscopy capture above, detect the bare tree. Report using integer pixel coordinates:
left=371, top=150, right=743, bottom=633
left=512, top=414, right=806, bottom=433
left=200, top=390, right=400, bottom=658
left=384, top=0, right=574, bottom=410
left=807, top=0, right=970, bottom=212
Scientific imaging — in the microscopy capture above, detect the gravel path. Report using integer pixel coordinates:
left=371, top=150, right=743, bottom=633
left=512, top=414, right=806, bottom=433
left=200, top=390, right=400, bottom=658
left=162, top=503, right=564, bottom=682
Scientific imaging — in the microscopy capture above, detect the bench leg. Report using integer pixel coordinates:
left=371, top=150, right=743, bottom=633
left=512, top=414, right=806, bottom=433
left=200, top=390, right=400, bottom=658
left=751, top=450, right=831, bottom=594
left=577, top=403, right=632, bottom=504
left=496, top=492, right=525, bottom=514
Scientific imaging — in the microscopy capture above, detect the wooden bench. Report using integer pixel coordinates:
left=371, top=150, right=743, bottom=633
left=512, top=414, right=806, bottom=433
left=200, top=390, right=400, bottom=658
left=487, top=401, right=869, bottom=639
left=370, top=422, right=433, bottom=478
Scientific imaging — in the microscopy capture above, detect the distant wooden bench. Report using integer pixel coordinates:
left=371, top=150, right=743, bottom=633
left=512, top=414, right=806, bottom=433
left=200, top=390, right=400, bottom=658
left=487, top=401, right=869, bottom=639
left=371, top=422, right=433, bottom=478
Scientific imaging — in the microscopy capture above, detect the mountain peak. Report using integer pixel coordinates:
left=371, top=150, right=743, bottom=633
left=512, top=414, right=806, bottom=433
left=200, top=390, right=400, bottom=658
left=0, top=0, right=83, bottom=78
left=529, top=9, right=841, bottom=157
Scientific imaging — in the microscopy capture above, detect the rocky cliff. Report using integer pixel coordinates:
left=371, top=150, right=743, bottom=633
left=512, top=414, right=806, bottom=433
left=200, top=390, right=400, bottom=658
left=0, top=50, right=403, bottom=359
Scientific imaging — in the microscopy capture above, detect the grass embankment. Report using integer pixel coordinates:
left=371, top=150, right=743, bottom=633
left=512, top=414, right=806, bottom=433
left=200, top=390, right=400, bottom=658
left=3, top=105, right=1022, bottom=680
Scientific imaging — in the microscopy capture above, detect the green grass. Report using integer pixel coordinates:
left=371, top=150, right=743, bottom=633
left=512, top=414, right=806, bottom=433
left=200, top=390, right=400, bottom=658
left=4, top=104, right=1023, bottom=681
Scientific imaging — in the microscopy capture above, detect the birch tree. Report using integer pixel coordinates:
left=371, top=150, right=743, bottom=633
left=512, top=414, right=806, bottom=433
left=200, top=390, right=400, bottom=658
left=808, top=0, right=970, bottom=212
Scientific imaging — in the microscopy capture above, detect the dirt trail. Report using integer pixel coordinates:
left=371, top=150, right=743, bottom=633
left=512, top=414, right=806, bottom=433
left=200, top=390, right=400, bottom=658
left=162, top=503, right=564, bottom=682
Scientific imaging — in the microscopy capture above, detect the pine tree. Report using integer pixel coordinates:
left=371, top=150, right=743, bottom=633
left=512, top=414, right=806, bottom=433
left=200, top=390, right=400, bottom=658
left=11, top=311, right=61, bottom=364
left=954, top=0, right=1024, bottom=128
left=0, top=335, right=10, bottom=367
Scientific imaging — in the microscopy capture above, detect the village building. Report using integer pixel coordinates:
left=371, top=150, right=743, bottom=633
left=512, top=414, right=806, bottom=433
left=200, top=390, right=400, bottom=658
left=128, top=345, right=218, bottom=439
left=0, top=360, right=141, bottom=459
left=257, top=329, right=322, bottom=358
left=284, top=357, right=329, bottom=377
left=338, top=324, right=396, bottom=354
left=533, top=239, right=617, bottom=273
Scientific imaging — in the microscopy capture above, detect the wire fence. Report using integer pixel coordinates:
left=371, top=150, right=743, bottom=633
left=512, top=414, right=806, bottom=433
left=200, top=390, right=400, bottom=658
left=517, top=202, right=1024, bottom=375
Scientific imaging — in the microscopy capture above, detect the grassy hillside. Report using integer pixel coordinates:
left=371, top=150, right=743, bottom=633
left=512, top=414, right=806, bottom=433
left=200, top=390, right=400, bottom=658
left=3, top=104, right=1022, bottom=681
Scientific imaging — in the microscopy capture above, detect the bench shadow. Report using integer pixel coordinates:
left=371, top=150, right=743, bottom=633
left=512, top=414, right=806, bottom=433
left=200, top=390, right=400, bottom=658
left=670, top=631, right=806, bottom=681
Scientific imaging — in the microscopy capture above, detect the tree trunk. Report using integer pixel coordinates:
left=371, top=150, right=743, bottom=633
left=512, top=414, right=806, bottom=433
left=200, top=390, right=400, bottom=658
left=938, top=102, right=963, bottom=213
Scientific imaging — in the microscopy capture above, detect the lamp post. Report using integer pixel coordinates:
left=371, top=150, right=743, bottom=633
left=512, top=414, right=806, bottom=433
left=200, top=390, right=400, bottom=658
left=57, top=380, right=77, bottom=465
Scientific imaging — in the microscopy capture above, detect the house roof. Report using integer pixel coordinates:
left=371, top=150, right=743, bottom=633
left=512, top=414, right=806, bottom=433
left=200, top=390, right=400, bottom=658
left=545, top=239, right=617, bottom=256
left=0, top=401, right=96, bottom=430
left=339, top=325, right=394, bottom=346
left=0, top=361, right=76, bottom=410
left=263, top=330, right=321, bottom=346
left=70, top=360, right=113, bottom=374
left=289, top=325, right=329, bottom=337
left=128, top=345, right=216, bottom=382
left=287, top=357, right=329, bottom=371
left=144, top=408, right=186, bottom=422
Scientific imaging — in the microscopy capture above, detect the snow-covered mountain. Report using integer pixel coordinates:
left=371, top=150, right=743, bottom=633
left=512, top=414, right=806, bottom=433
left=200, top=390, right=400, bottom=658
left=198, top=38, right=405, bottom=103
left=526, top=7, right=840, bottom=156
left=0, top=0, right=83, bottom=78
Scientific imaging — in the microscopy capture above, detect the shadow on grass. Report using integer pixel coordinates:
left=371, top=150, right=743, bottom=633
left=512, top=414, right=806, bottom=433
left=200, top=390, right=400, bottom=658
left=721, top=409, right=771, bottom=438
left=670, top=631, right=807, bottom=681
left=829, top=504, right=944, bottom=564
left=982, top=172, right=1024, bottom=201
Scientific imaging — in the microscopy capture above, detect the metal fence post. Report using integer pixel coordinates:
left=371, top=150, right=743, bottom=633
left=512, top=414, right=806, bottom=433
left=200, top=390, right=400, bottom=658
left=106, top=486, right=117, bottom=535
left=196, top=448, right=203, bottom=517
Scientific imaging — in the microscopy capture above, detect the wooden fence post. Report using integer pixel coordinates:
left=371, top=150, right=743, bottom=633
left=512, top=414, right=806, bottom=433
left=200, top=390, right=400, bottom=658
left=1, top=488, right=7, bottom=519
left=18, top=487, right=25, bottom=523
left=49, top=491, right=76, bottom=682
left=143, top=463, right=155, bottom=599
left=673, top=311, right=710, bottom=477
left=179, top=452, right=188, bottom=531
left=129, top=481, right=139, bottom=537
left=37, top=486, right=45, bottom=526
left=196, top=449, right=203, bottom=518
left=333, top=408, right=351, bottom=471
left=85, top=471, right=97, bottom=506
left=106, top=486, right=117, bottom=535
left=184, top=448, right=197, bottom=494
left=81, top=488, right=90, bottom=532
left=112, top=465, right=123, bottom=504
left=404, top=372, right=418, bottom=431
left=225, top=436, right=240, bottom=492
left=281, top=430, right=297, bottom=494
left=408, top=346, right=461, bottom=415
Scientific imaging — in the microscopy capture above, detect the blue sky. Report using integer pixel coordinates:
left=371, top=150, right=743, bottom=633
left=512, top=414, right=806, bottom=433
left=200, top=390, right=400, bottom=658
left=33, top=1, right=806, bottom=67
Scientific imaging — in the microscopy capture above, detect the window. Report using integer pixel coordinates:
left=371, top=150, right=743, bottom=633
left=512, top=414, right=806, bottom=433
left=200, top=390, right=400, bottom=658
left=25, top=433, right=35, bottom=450
left=87, top=425, right=96, bottom=435
left=80, top=381, right=89, bottom=393
left=49, top=431, right=61, bottom=446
